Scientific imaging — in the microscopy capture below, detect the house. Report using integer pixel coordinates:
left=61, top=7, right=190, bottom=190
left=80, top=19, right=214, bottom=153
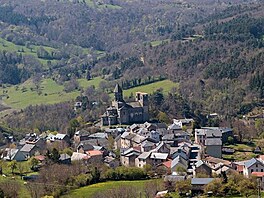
left=213, top=163, right=234, bottom=175
left=135, top=152, right=168, bottom=168
left=120, top=132, right=146, bottom=149
left=191, top=178, right=214, bottom=193
left=86, top=150, right=103, bottom=163
left=135, top=151, right=152, bottom=168
left=193, top=160, right=212, bottom=177
left=101, top=84, right=149, bottom=126
left=74, top=129, right=90, bottom=144
left=171, top=155, right=188, bottom=173
left=141, top=140, right=156, bottom=152
left=59, top=154, right=71, bottom=164
left=20, top=144, right=38, bottom=159
left=114, top=134, right=121, bottom=149
left=195, top=129, right=206, bottom=145
left=152, top=141, right=170, bottom=153
left=121, top=147, right=141, bottom=167
left=46, top=133, right=70, bottom=146
left=243, top=158, right=264, bottom=177
left=71, top=152, right=89, bottom=161
left=252, top=172, right=264, bottom=189
left=167, top=123, right=182, bottom=133
left=254, top=146, right=262, bottom=154
left=205, top=138, right=222, bottom=158
left=1, top=148, right=27, bottom=161
left=200, top=127, right=233, bottom=144
left=77, top=142, right=94, bottom=153
left=204, top=156, right=232, bottom=169
left=104, top=156, right=119, bottom=168
left=88, top=133, right=108, bottom=140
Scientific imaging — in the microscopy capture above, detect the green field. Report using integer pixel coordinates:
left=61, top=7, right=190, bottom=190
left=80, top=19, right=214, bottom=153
left=122, top=79, right=179, bottom=98
left=0, top=78, right=178, bottom=111
left=0, top=37, right=58, bottom=66
left=223, top=142, right=258, bottom=161
left=0, top=77, right=105, bottom=109
left=62, top=180, right=156, bottom=198
left=150, top=39, right=170, bottom=47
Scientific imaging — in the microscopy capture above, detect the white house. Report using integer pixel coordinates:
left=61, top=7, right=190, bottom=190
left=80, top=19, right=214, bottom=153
left=243, top=158, right=264, bottom=177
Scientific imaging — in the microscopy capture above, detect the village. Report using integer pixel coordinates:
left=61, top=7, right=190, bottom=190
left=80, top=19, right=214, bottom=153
left=1, top=85, right=264, bottom=197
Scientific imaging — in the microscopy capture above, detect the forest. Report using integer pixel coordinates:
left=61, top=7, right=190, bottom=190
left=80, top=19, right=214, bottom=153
left=0, top=0, right=263, bottom=135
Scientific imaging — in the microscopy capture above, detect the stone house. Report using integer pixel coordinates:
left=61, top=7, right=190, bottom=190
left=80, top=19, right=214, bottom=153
left=193, top=160, right=212, bottom=177
left=243, top=158, right=264, bottom=177
left=205, top=138, right=222, bottom=158
left=120, top=147, right=141, bottom=167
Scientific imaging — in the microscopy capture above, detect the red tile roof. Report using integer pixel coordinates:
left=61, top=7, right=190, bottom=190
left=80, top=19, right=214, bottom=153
left=162, top=160, right=172, bottom=169
left=252, top=172, right=264, bottom=177
left=87, top=150, right=103, bottom=156
left=34, top=155, right=45, bottom=161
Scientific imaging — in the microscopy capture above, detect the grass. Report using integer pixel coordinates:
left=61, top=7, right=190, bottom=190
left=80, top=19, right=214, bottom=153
left=223, top=142, right=258, bottom=161
left=122, top=79, right=179, bottom=98
left=150, top=39, right=170, bottom=47
left=0, top=160, right=36, bottom=198
left=62, top=180, right=156, bottom=198
left=0, top=37, right=58, bottom=67
left=0, top=77, right=105, bottom=110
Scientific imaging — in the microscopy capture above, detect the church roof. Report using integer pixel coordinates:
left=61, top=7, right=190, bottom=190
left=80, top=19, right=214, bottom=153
left=114, top=84, right=122, bottom=93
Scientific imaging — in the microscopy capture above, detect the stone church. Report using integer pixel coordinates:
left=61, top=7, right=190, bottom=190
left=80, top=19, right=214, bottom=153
left=101, top=84, right=149, bottom=126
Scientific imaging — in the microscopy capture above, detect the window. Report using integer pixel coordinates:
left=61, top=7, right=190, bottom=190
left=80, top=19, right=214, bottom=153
left=251, top=169, right=253, bottom=173
left=256, top=164, right=258, bottom=168
left=262, top=169, right=263, bottom=172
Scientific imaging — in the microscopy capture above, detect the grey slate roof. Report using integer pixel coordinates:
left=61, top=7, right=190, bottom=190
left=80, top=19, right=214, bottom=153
left=244, top=158, right=264, bottom=168
left=205, top=138, right=222, bottom=146
left=205, top=129, right=222, bottom=138
left=138, top=152, right=151, bottom=159
left=171, top=155, right=188, bottom=169
left=20, top=144, right=36, bottom=152
left=191, top=178, right=214, bottom=185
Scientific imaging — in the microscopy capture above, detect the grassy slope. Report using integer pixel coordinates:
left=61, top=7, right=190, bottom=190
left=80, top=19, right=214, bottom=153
left=0, top=79, right=178, bottom=110
left=62, top=180, right=154, bottom=198
left=223, top=142, right=258, bottom=161
left=0, top=77, right=104, bottom=109
left=0, top=37, right=58, bottom=66
left=123, top=79, right=179, bottom=98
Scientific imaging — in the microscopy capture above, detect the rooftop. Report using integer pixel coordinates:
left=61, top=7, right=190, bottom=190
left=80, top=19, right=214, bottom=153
left=191, top=178, right=214, bottom=185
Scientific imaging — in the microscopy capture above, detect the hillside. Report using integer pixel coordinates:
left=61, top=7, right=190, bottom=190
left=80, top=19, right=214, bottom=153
left=0, top=0, right=263, bottom=133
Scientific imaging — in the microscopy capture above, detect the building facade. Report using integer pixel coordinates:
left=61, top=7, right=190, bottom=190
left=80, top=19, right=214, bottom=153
left=101, top=84, right=149, bottom=126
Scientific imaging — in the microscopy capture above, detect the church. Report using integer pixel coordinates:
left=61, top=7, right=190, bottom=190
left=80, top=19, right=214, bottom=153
left=101, top=84, right=149, bottom=126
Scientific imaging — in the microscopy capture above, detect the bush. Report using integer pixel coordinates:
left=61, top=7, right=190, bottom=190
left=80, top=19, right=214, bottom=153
left=105, top=167, right=147, bottom=181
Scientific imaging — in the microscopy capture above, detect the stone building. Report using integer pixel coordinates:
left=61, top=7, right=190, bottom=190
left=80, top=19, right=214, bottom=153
left=101, top=84, right=149, bottom=126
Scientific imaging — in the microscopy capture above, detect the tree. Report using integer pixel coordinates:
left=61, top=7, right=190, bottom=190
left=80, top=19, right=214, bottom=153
left=0, top=180, right=20, bottom=198
left=204, top=179, right=223, bottom=196
left=50, top=148, right=60, bottom=163
left=9, top=161, right=17, bottom=175
left=91, top=167, right=101, bottom=184
left=227, top=136, right=234, bottom=145
left=238, top=178, right=257, bottom=197
left=255, top=119, right=264, bottom=136
left=175, top=179, right=191, bottom=195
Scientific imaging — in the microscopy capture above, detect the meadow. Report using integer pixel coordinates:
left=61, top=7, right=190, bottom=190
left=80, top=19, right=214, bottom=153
left=0, top=78, right=178, bottom=110
left=62, top=180, right=157, bottom=198
left=0, top=37, right=58, bottom=66
left=0, top=77, right=105, bottom=110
